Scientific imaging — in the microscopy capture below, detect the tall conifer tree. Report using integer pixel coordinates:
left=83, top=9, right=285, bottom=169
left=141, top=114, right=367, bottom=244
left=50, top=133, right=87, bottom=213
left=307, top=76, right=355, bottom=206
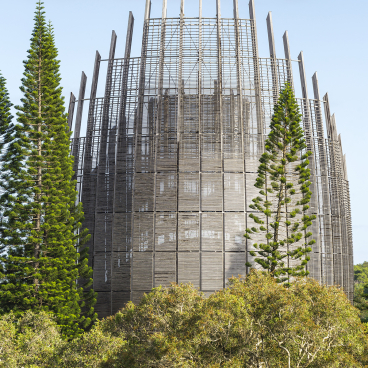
left=245, top=83, right=316, bottom=283
left=0, top=73, right=13, bottom=148
left=0, top=2, right=96, bottom=338
left=0, top=73, right=14, bottom=312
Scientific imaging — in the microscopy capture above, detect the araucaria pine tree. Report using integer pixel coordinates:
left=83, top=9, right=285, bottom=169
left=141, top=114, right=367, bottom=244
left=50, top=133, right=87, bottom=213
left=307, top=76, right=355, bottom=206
left=0, top=73, right=13, bottom=161
left=245, top=83, right=316, bottom=283
left=0, top=73, right=13, bottom=316
left=0, top=2, right=96, bottom=338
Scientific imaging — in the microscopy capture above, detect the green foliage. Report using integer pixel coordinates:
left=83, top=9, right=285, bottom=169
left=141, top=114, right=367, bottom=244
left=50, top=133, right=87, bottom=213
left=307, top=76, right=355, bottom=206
left=355, top=262, right=368, bottom=284
left=0, top=1, right=96, bottom=338
left=0, top=311, right=63, bottom=367
left=0, top=73, right=13, bottom=315
left=56, top=322, right=125, bottom=367
left=246, top=83, right=315, bottom=283
left=102, top=283, right=205, bottom=366
left=0, top=73, right=13, bottom=150
left=354, top=262, right=368, bottom=322
left=0, top=272, right=366, bottom=367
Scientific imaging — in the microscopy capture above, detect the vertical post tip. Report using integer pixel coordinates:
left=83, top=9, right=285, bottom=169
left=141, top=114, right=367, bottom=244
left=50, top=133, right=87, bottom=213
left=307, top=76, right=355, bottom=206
left=266, top=11, right=276, bottom=58
left=249, top=0, right=256, bottom=20
left=312, top=72, right=320, bottom=101
left=144, top=0, right=151, bottom=20
left=233, top=0, right=239, bottom=19
left=162, top=0, right=167, bottom=19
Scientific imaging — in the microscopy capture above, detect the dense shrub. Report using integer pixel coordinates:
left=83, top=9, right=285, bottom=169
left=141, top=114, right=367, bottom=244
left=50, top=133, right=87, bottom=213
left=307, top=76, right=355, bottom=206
left=0, top=311, right=62, bottom=367
left=354, top=262, right=368, bottom=322
left=56, top=323, right=125, bottom=367
left=0, top=271, right=367, bottom=367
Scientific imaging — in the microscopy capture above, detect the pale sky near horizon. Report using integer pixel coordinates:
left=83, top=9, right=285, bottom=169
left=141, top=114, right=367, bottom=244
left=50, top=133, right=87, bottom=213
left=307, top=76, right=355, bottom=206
left=0, top=0, right=366, bottom=264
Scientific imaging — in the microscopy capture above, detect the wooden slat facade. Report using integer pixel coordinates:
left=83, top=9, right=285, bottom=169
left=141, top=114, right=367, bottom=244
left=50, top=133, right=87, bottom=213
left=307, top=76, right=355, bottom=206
left=69, top=0, right=354, bottom=317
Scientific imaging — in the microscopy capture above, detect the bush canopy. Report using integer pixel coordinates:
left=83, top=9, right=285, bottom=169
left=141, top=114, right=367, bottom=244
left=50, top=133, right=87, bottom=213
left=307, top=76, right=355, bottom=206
left=0, top=271, right=366, bottom=367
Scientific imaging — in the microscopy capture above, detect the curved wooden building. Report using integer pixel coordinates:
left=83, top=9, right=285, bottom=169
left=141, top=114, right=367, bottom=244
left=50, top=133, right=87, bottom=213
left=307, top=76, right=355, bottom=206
left=69, top=0, right=353, bottom=317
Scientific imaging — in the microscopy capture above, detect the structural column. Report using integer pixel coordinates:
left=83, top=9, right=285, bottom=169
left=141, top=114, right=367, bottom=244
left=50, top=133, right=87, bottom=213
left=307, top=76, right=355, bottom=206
left=111, top=11, right=135, bottom=314
left=175, top=0, right=185, bottom=286
left=198, top=0, right=203, bottom=289
left=297, top=51, right=321, bottom=279
left=266, top=12, right=279, bottom=103
left=312, top=73, right=333, bottom=285
left=282, top=31, right=293, bottom=89
left=67, top=92, right=76, bottom=131
left=323, top=93, right=343, bottom=288
left=72, top=72, right=87, bottom=178
left=80, top=50, right=101, bottom=272
left=93, top=30, right=117, bottom=316
left=248, top=0, right=263, bottom=153
left=233, top=0, right=247, bottom=274
left=131, top=0, right=152, bottom=303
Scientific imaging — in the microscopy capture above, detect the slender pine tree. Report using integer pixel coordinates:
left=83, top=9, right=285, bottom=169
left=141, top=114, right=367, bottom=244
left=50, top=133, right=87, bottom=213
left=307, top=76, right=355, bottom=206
left=245, top=83, right=316, bottom=283
left=0, top=73, right=13, bottom=147
left=0, top=73, right=14, bottom=315
left=0, top=2, right=96, bottom=338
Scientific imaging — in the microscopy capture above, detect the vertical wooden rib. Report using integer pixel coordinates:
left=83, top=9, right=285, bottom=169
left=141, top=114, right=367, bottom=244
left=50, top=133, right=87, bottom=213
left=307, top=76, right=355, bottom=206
left=118, top=14, right=134, bottom=135
left=98, top=31, right=117, bottom=168
left=94, top=30, right=117, bottom=315
left=83, top=51, right=101, bottom=182
left=312, top=72, right=333, bottom=285
left=85, top=51, right=101, bottom=147
left=233, top=0, right=246, bottom=274
left=338, top=133, right=351, bottom=298
left=132, top=0, right=151, bottom=300
left=215, top=0, right=225, bottom=288
left=144, top=0, right=151, bottom=21
left=175, top=0, right=185, bottom=285
left=297, top=51, right=320, bottom=278
left=248, top=0, right=263, bottom=153
left=266, top=12, right=276, bottom=58
left=198, top=0, right=203, bottom=289
left=153, top=1, right=167, bottom=287
left=72, top=72, right=87, bottom=177
left=80, top=50, right=101, bottom=275
left=282, top=31, right=294, bottom=89
left=266, top=12, right=279, bottom=106
left=67, top=92, right=76, bottom=131
left=74, top=72, right=87, bottom=140
left=111, top=11, right=135, bottom=313
left=323, top=93, right=342, bottom=287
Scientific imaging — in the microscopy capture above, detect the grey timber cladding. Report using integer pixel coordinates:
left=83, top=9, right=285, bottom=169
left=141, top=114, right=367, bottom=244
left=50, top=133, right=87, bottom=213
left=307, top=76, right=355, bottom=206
left=69, top=0, right=354, bottom=318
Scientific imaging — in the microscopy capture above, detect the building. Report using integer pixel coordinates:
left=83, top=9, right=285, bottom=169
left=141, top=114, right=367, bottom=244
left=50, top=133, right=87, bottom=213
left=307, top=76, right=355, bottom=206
left=68, top=0, right=353, bottom=318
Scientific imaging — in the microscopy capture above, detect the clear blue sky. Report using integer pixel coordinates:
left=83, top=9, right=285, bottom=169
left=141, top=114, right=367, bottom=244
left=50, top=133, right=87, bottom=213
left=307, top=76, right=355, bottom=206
left=1, top=0, right=366, bottom=264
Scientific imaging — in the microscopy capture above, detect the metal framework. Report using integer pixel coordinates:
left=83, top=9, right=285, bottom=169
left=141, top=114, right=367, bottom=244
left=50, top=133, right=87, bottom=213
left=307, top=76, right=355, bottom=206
left=69, top=0, right=353, bottom=317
